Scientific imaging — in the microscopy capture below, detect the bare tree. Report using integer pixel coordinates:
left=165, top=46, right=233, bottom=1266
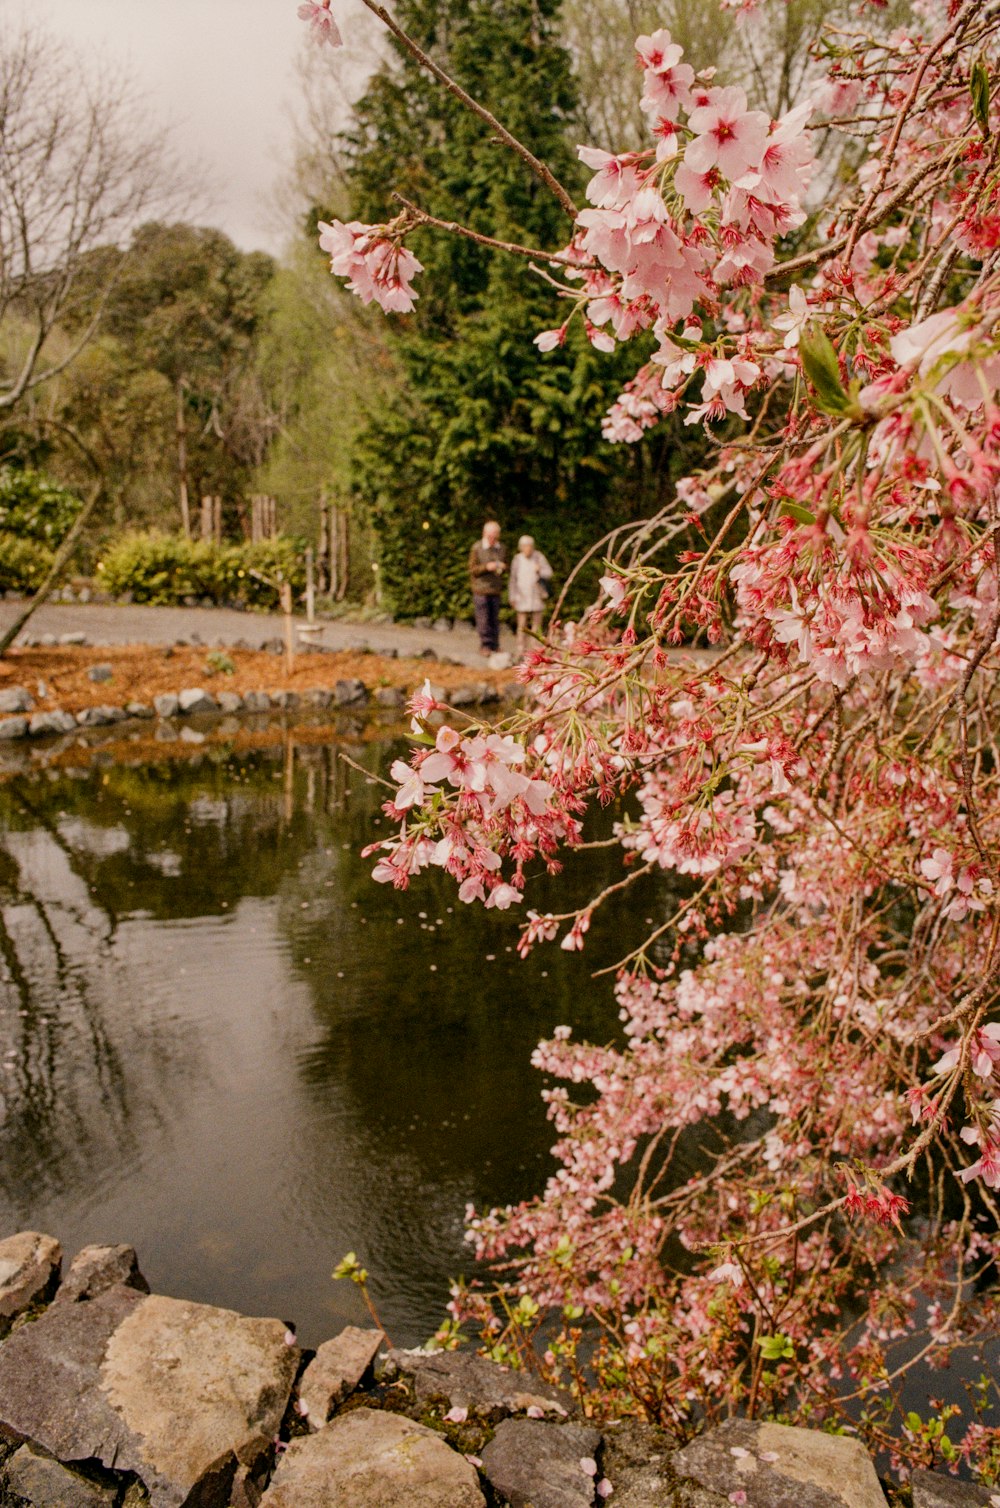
left=0, top=21, right=182, bottom=413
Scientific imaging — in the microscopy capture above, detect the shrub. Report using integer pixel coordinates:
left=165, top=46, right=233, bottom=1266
left=0, top=468, right=83, bottom=547
left=0, top=531, right=53, bottom=593
left=97, top=532, right=306, bottom=610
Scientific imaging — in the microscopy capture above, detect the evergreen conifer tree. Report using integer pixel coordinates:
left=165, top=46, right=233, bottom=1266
left=341, top=0, right=678, bottom=619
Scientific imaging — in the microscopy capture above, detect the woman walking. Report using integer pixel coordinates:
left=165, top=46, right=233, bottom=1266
left=508, top=535, right=552, bottom=658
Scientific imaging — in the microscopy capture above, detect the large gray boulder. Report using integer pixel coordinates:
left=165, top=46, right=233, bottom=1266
left=0, top=716, right=28, bottom=740
left=0, top=1230, right=61, bottom=1335
left=0, top=1287, right=298, bottom=1508
left=177, top=687, right=218, bottom=715
left=153, top=694, right=179, bottom=719
left=674, top=1419, right=887, bottom=1508
left=216, top=691, right=244, bottom=714
left=28, top=711, right=78, bottom=737
left=384, top=1348, right=572, bottom=1419
left=55, top=1244, right=149, bottom=1305
left=0, top=687, right=32, bottom=714
left=298, top=1326, right=383, bottom=1429
left=76, top=706, right=125, bottom=728
left=259, top=1407, right=485, bottom=1508
left=333, top=679, right=368, bottom=706
left=0, top=1442, right=117, bottom=1506
left=480, top=1419, right=602, bottom=1508
left=911, top=1469, right=997, bottom=1507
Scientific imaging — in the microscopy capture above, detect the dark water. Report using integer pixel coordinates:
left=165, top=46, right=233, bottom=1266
left=0, top=724, right=661, bottom=1347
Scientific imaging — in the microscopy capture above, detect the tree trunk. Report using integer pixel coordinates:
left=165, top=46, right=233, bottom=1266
left=0, top=481, right=103, bottom=657
left=176, top=379, right=191, bottom=538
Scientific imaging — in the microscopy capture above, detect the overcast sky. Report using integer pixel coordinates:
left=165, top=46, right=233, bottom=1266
left=5, top=0, right=366, bottom=255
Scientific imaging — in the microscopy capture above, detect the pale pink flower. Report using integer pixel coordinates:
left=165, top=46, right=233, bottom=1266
left=735, top=102, right=813, bottom=204
left=685, top=87, right=770, bottom=181
left=444, top=1406, right=469, bottom=1423
left=578, top=146, right=641, bottom=209
left=298, top=0, right=342, bottom=47
left=534, top=327, right=566, bottom=353
left=772, top=285, right=809, bottom=349
left=599, top=574, right=628, bottom=611
left=485, top=882, right=523, bottom=910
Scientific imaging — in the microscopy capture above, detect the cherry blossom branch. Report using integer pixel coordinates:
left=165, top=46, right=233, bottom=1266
left=390, top=194, right=594, bottom=269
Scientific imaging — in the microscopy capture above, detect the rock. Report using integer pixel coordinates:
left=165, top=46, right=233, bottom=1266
left=217, top=692, right=244, bottom=714
left=0, top=1442, right=117, bottom=1507
left=0, top=716, right=28, bottom=741
left=420, top=648, right=439, bottom=661
left=298, top=1326, right=383, bottom=1429
left=432, top=618, right=452, bottom=633
left=76, top=706, right=126, bottom=728
left=305, top=688, right=332, bottom=708
left=56, top=1244, right=149, bottom=1305
left=262, top=639, right=284, bottom=656
left=271, top=690, right=299, bottom=710
left=480, top=1419, right=602, bottom=1508
left=911, top=1469, right=997, bottom=1507
left=40, top=634, right=57, bottom=647
left=179, top=727, right=206, bottom=745
left=177, top=688, right=218, bottom=715
left=153, top=694, right=179, bottom=719
left=58, top=633, right=88, bottom=647
left=413, top=617, right=433, bottom=631
left=477, top=683, right=501, bottom=705
left=259, top=1407, right=484, bottom=1508
left=0, top=686, right=33, bottom=714
left=488, top=651, right=513, bottom=670
left=124, top=703, right=155, bottom=720
left=384, top=1349, right=572, bottom=1419
left=0, top=1231, right=61, bottom=1334
left=87, top=664, right=113, bottom=684
left=598, top=1418, right=721, bottom=1508
left=77, top=588, right=91, bottom=604
left=28, top=711, right=78, bottom=737
left=374, top=686, right=405, bottom=708
left=333, top=679, right=368, bottom=707
left=426, top=683, right=448, bottom=704
left=673, top=1419, right=887, bottom=1508
left=0, top=1287, right=298, bottom=1508
left=243, top=691, right=272, bottom=712
left=447, top=686, right=477, bottom=707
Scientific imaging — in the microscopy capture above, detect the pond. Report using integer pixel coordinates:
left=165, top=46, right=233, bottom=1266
left=0, top=720, right=666, bottom=1348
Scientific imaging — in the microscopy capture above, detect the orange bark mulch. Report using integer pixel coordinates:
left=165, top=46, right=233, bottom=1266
left=0, top=644, right=513, bottom=717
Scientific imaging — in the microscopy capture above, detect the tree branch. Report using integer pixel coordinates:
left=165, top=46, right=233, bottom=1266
left=357, top=0, right=579, bottom=221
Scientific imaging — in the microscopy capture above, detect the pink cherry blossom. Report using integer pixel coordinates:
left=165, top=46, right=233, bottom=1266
left=684, top=87, right=770, bottom=182
left=297, top=1, right=342, bottom=48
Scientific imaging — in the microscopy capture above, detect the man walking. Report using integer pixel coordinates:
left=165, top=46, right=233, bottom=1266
left=469, top=520, right=507, bottom=655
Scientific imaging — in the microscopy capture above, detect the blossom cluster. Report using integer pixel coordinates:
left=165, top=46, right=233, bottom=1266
left=300, top=0, right=1000, bottom=1467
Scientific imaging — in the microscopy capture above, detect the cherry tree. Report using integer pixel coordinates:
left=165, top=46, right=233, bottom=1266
left=301, top=0, right=1000, bottom=1473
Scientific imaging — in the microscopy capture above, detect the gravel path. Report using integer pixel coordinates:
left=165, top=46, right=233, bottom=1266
left=0, top=600, right=518, bottom=669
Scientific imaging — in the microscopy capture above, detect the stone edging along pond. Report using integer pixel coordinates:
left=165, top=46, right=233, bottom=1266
left=0, top=674, right=523, bottom=747
left=0, top=1233, right=989, bottom=1508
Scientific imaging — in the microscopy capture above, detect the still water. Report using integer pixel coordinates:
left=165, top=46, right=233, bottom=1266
left=0, top=724, right=658, bottom=1347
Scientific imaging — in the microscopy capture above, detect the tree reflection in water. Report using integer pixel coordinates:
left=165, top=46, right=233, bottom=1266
left=0, top=727, right=669, bottom=1345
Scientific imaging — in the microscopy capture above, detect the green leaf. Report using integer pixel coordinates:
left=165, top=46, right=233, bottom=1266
left=780, top=501, right=817, bottom=526
left=756, top=1333, right=794, bottom=1361
left=799, top=328, right=851, bottom=415
left=971, top=57, right=991, bottom=137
